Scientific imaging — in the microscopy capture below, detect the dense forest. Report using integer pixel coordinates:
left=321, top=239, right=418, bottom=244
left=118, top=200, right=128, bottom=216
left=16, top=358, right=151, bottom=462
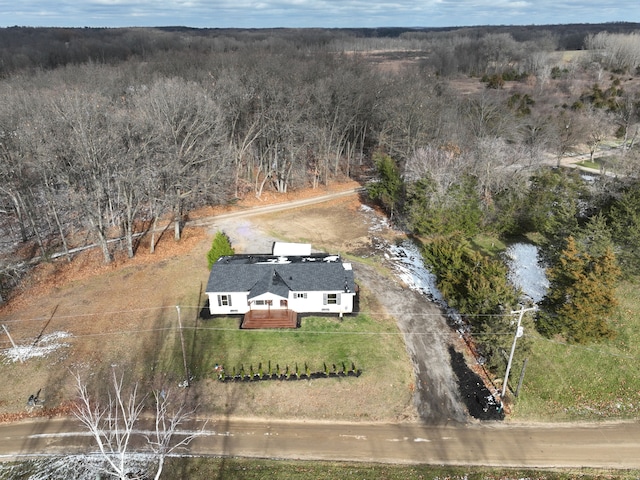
left=1, top=24, right=640, bottom=369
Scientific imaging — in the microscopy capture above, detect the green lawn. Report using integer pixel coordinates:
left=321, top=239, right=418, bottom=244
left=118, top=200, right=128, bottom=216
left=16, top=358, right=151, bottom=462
left=161, top=457, right=638, bottom=480
left=156, top=284, right=414, bottom=421
left=576, top=159, right=602, bottom=170
left=176, top=311, right=404, bottom=381
left=2, top=457, right=635, bottom=480
left=511, top=280, right=640, bottom=421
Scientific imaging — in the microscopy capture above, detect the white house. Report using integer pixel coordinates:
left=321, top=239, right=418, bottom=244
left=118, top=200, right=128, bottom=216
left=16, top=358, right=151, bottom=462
left=205, top=249, right=357, bottom=326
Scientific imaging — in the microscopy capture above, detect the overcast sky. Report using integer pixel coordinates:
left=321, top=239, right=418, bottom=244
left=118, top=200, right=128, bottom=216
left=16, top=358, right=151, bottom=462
left=1, top=0, right=638, bottom=29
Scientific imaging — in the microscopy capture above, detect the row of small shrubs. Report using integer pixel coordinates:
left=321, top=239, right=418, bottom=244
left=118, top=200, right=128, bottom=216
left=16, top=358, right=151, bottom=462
left=217, top=362, right=362, bottom=382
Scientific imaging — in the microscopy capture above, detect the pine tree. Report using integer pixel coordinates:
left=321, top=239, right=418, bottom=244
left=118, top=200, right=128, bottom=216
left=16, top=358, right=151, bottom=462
left=608, top=183, right=640, bottom=273
left=538, top=236, right=620, bottom=343
left=367, top=151, right=402, bottom=220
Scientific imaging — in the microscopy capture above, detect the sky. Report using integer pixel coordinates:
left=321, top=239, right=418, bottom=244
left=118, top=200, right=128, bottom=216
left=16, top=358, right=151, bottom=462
left=0, top=0, right=638, bottom=29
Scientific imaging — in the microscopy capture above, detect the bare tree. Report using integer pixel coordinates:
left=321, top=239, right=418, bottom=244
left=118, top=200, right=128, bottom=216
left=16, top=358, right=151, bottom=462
left=459, top=91, right=517, bottom=145
left=404, top=144, right=461, bottom=192
left=586, top=32, right=640, bottom=73
left=145, top=389, right=201, bottom=480
left=73, top=369, right=203, bottom=480
left=613, top=91, right=640, bottom=153
left=0, top=89, right=42, bottom=248
left=214, top=69, right=264, bottom=198
left=583, top=106, right=614, bottom=165
left=0, top=260, right=28, bottom=304
left=144, top=78, right=227, bottom=241
left=550, top=110, right=586, bottom=167
left=49, top=89, right=122, bottom=263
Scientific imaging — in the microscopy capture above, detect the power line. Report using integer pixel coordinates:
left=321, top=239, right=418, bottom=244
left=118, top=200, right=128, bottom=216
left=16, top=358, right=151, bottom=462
left=0, top=305, right=192, bottom=324
left=0, top=306, right=517, bottom=325
left=2, top=326, right=639, bottom=362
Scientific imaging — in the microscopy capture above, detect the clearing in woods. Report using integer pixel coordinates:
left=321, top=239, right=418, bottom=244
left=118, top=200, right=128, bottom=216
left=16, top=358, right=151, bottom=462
left=0, top=181, right=469, bottom=424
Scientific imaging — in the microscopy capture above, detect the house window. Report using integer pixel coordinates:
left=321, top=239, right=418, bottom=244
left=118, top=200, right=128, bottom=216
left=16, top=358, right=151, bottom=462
left=295, top=293, right=307, bottom=299
left=324, top=293, right=340, bottom=305
left=217, top=295, right=231, bottom=307
left=255, top=300, right=265, bottom=306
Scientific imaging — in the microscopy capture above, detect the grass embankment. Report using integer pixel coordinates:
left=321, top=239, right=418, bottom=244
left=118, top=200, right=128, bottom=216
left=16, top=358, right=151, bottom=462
left=161, top=457, right=640, bottom=480
left=462, top=234, right=640, bottom=421
left=576, top=159, right=602, bottom=170
left=512, top=280, right=640, bottom=420
left=3, top=457, right=637, bottom=480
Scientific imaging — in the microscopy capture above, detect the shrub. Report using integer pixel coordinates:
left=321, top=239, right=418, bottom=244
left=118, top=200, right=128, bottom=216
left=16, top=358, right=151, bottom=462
left=207, top=231, right=235, bottom=269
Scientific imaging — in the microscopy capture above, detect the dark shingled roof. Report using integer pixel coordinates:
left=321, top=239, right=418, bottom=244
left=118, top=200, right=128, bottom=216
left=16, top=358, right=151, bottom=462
left=206, top=254, right=355, bottom=299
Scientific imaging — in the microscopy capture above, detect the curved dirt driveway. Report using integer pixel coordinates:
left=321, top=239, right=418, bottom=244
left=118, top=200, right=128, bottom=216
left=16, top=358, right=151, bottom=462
left=352, top=262, right=468, bottom=423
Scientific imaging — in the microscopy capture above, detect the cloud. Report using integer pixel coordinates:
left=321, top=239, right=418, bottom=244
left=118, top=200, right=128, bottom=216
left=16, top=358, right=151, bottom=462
left=0, top=0, right=637, bottom=28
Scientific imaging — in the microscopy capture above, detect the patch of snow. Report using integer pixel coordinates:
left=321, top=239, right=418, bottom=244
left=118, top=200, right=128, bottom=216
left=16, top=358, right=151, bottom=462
left=504, top=243, right=549, bottom=304
left=362, top=208, right=463, bottom=330
left=360, top=204, right=391, bottom=231
left=1, top=331, right=72, bottom=364
left=386, top=241, right=443, bottom=303
left=0, top=453, right=152, bottom=480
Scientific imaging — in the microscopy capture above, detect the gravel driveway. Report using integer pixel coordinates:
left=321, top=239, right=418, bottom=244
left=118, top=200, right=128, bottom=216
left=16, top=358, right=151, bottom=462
left=352, top=262, right=468, bottom=424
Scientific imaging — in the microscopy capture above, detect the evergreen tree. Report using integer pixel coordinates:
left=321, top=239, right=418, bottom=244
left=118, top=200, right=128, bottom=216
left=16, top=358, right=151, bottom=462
left=485, top=185, right=528, bottom=236
left=524, top=169, right=585, bottom=254
left=207, top=231, right=235, bottom=269
left=575, top=212, right=614, bottom=258
left=405, top=174, right=482, bottom=238
left=608, top=182, right=640, bottom=274
left=367, top=151, right=403, bottom=220
left=405, top=175, right=440, bottom=235
left=420, top=233, right=521, bottom=370
left=537, top=236, right=620, bottom=343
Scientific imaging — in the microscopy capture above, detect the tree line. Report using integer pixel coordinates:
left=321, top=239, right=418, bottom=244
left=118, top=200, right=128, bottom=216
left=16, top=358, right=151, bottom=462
left=3, top=23, right=640, bottom=78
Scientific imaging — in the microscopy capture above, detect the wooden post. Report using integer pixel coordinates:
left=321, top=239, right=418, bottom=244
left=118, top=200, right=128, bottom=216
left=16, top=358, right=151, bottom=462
left=176, top=306, right=189, bottom=387
left=2, top=324, right=23, bottom=363
left=515, top=357, right=529, bottom=398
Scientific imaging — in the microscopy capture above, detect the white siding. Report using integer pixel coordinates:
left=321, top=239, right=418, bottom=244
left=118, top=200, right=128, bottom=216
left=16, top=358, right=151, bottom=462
left=207, top=292, right=249, bottom=315
left=289, top=291, right=355, bottom=314
left=249, top=292, right=288, bottom=310
left=207, top=290, right=355, bottom=316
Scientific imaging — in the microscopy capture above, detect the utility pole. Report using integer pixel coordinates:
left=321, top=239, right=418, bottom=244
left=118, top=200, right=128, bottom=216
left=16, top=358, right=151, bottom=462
left=176, top=306, right=189, bottom=387
left=501, top=306, right=536, bottom=399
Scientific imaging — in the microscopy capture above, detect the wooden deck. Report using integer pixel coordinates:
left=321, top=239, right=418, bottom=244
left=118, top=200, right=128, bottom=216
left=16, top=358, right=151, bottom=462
left=241, top=309, right=299, bottom=329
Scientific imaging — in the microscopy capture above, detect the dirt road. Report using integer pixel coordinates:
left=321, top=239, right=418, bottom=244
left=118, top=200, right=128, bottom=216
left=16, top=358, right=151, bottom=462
left=3, top=417, right=640, bottom=469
